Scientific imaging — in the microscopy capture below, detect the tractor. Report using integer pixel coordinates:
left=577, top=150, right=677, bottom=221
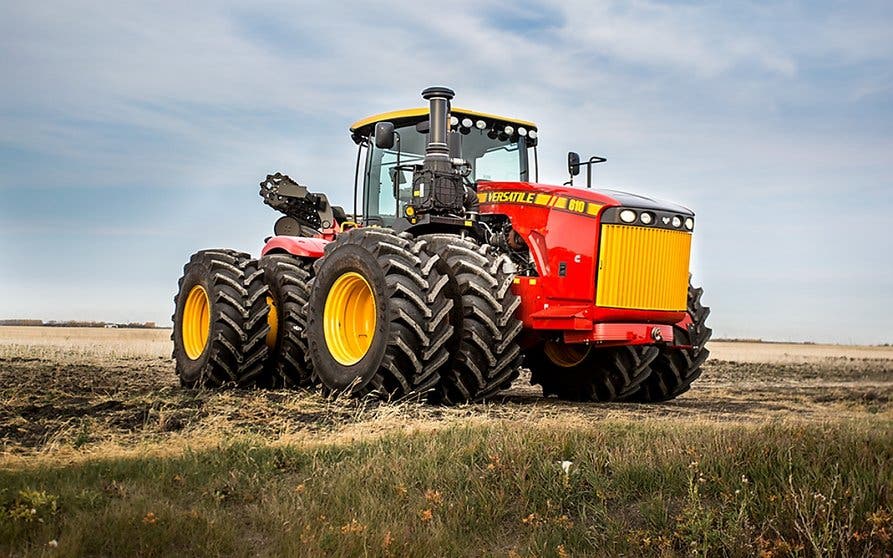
left=171, top=87, right=711, bottom=403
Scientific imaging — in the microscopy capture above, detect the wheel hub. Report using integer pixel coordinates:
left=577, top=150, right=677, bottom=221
left=183, top=285, right=210, bottom=360
left=543, top=341, right=590, bottom=368
left=323, top=272, right=376, bottom=366
left=265, top=296, right=278, bottom=349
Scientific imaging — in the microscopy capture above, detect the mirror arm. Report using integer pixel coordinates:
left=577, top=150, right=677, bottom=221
left=585, top=156, right=607, bottom=189
left=567, top=156, right=608, bottom=189
left=568, top=162, right=580, bottom=186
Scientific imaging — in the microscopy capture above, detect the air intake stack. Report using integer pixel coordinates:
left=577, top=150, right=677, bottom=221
left=411, top=86, right=468, bottom=217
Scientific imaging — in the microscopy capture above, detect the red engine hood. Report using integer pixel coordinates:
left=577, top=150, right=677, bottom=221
left=478, top=181, right=694, bottom=215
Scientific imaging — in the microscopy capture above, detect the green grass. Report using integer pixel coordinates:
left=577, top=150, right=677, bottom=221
left=2, top=421, right=892, bottom=557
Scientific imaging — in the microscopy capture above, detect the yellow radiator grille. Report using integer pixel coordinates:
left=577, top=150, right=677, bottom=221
left=596, top=225, right=692, bottom=311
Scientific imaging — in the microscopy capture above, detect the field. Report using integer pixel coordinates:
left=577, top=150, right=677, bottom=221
left=1, top=327, right=891, bottom=556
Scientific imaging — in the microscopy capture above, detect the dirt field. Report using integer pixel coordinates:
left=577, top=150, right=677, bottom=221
left=1, top=326, right=890, bottom=460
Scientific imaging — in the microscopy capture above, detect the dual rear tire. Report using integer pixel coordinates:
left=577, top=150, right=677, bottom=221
left=259, top=254, right=314, bottom=387
left=172, top=250, right=270, bottom=387
left=172, top=250, right=315, bottom=389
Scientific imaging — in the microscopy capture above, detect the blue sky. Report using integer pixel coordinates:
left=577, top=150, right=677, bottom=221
left=1, top=1, right=891, bottom=344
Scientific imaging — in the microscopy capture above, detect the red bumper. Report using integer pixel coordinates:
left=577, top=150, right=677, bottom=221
left=564, top=323, right=674, bottom=346
left=514, top=277, right=684, bottom=348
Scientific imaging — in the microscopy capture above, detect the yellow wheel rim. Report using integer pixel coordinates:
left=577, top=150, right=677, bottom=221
left=323, top=271, right=376, bottom=366
left=266, top=296, right=279, bottom=349
left=543, top=341, right=590, bottom=368
left=183, top=285, right=210, bottom=359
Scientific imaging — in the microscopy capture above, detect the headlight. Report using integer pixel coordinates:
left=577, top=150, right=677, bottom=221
left=640, top=212, right=653, bottom=225
left=528, top=130, right=537, bottom=139
left=461, top=117, right=473, bottom=128
left=475, top=119, right=486, bottom=129
left=517, top=127, right=527, bottom=137
left=619, top=209, right=637, bottom=223
left=450, top=116, right=459, bottom=127
left=504, top=125, right=514, bottom=136
left=684, top=217, right=694, bottom=230
left=672, top=216, right=682, bottom=228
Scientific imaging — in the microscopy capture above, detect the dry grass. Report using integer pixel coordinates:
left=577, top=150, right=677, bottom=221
left=0, top=326, right=170, bottom=359
left=2, top=422, right=891, bottom=557
left=708, top=341, right=893, bottom=363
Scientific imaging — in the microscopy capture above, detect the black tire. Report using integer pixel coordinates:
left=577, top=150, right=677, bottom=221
left=304, top=229, right=453, bottom=399
left=526, top=343, right=659, bottom=402
left=172, top=249, right=271, bottom=388
left=627, top=284, right=712, bottom=402
left=417, top=234, right=522, bottom=404
left=259, top=254, right=314, bottom=388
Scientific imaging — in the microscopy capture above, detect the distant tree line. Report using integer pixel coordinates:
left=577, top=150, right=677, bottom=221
left=0, top=319, right=43, bottom=326
left=0, top=319, right=158, bottom=329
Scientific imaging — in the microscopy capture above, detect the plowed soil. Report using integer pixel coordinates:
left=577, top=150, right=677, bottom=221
left=1, top=327, right=890, bottom=459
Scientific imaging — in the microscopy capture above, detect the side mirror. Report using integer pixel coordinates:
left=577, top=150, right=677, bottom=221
left=567, top=152, right=581, bottom=176
left=374, top=122, right=396, bottom=149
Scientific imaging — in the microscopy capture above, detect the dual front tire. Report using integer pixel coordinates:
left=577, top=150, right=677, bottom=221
left=301, top=230, right=524, bottom=403
left=293, top=229, right=525, bottom=403
left=625, top=285, right=712, bottom=402
left=525, top=283, right=711, bottom=402
left=526, top=342, right=658, bottom=402
left=416, top=234, right=522, bottom=403
left=304, top=229, right=453, bottom=399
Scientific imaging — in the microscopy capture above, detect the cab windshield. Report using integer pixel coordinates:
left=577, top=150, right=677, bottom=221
left=364, top=123, right=532, bottom=225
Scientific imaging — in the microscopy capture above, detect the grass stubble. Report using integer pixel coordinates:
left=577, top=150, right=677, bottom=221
left=0, top=327, right=891, bottom=557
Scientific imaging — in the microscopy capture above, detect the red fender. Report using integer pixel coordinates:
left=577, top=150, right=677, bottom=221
left=261, top=236, right=329, bottom=259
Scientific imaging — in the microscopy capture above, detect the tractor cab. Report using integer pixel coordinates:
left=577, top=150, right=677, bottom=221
left=349, top=108, right=539, bottom=226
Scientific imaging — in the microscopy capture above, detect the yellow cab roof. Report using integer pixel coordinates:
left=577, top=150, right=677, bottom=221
left=350, top=107, right=537, bottom=136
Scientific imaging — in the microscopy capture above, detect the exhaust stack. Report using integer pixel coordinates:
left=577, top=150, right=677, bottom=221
left=422, top=86, right=454, bottom=161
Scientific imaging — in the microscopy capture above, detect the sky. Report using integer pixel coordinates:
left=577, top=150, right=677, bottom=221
left=1, top=1, right=891, bottom=344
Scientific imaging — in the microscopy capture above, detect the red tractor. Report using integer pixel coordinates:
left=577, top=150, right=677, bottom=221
left=172, top=87, right=710, bottom=403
